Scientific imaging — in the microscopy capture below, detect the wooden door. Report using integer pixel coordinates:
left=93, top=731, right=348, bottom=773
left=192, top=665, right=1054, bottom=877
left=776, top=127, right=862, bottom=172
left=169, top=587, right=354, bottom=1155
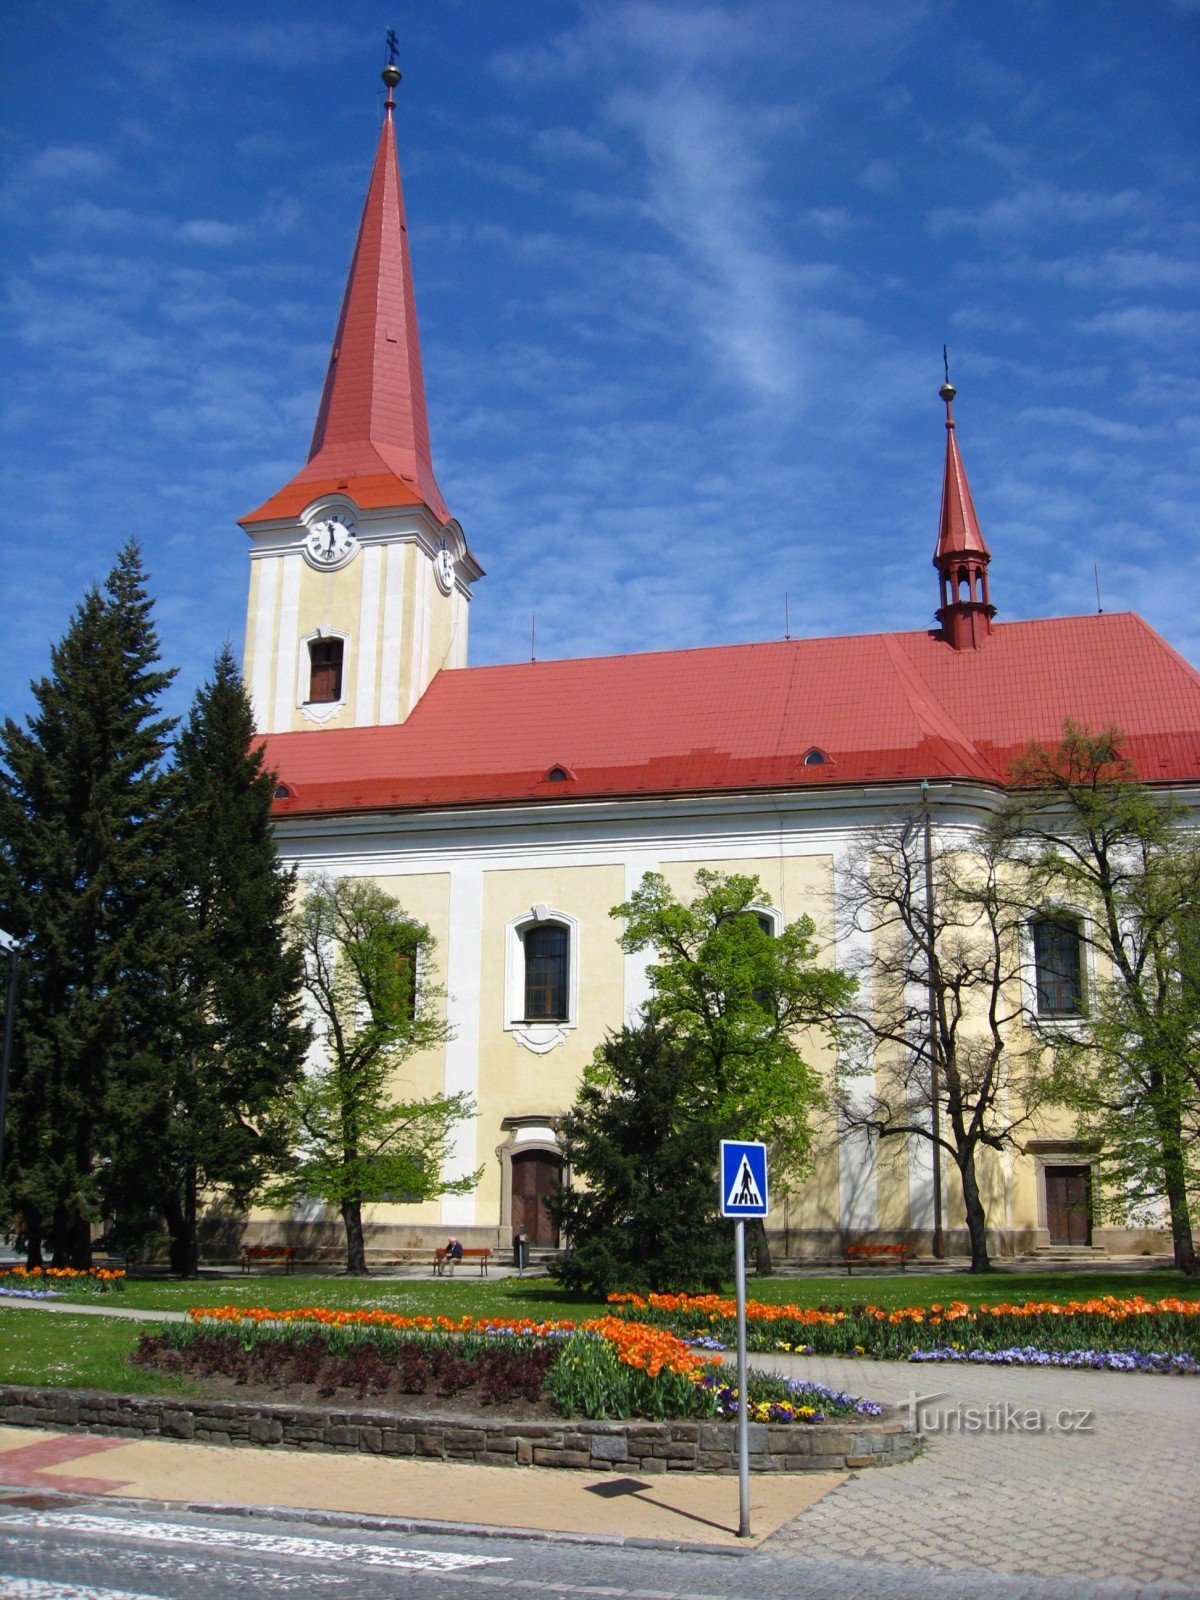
left=510, top=1151, right=562, bottom=1247
left=1045, top=1166, right=1091, bottom=1245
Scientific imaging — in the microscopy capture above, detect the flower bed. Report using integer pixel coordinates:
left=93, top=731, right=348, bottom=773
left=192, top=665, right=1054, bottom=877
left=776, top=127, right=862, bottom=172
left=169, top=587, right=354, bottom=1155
left=169, top=1306, right=884, bottom=1424
left=0, top=1265, right=125, bottom=1297
left=606, top=1292, right=1200, bottom=1372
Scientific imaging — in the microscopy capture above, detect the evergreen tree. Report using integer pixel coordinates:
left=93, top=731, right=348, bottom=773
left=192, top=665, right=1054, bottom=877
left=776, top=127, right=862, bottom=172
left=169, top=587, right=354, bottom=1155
left=147, top=647, right=309, bottom=1276
left=0, top=543, right=176, bottom=1267
left=275, top=873, right=476, bottom=1274
left=551, top=1021, right=728, bottom=1295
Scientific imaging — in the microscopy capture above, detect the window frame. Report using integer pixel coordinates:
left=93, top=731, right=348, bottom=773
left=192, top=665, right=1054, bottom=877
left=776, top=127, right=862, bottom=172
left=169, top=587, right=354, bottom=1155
left=504, top=904, right=580, bottom=1053
left=296, top=627, right=351, bottom=723
left=1024, top=907, right=1092, bottom=1023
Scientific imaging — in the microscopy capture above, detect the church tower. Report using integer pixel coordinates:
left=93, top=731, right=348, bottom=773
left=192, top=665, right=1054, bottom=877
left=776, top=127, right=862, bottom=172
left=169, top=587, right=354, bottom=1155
left=240, top=54, right=482, bottom=734
left=933, top=373, right=994, bottom=651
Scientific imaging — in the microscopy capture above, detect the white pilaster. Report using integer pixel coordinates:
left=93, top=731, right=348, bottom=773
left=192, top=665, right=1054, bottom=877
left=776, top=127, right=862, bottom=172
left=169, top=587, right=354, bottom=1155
left=622, top=854, right=659, bottom=1026
left=354, top=544, right=383, bottom=725
left=834, top=845, right=878, bottom=1232
left=408, top=553, right=430, bottom=715
left=441, top=862, right=484, bottom=1227
left=378, top=544, right=406, bottom=724
left=248, top=555, right=280, bottom=731
left=271, top=554, right=302, bottom=734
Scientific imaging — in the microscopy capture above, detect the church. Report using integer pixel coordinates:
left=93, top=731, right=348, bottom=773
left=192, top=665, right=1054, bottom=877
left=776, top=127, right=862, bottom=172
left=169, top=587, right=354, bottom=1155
left=240, top=60, right=1200, bottom=1263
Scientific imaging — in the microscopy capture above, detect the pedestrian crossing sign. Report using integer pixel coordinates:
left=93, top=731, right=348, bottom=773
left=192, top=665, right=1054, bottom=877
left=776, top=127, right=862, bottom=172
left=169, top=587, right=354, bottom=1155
left=719, top=1140, right=769, bottom=1218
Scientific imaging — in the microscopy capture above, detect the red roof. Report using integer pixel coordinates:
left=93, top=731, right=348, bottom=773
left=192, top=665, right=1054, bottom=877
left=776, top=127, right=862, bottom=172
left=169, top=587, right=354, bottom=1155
left=262, top=613, right=1200, bottom=818
left=935, top=395, right=990, bottom=563
left=243, top=84, right=449, bottom=526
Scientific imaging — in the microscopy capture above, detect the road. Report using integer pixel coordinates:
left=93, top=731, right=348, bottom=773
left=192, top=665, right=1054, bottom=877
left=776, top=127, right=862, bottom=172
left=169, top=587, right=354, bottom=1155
left=0, top=1495, right=1192, bottom=1600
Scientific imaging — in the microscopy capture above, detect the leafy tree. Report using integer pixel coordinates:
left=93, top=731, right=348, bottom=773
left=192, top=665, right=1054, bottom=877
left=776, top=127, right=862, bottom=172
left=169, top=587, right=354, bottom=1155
left=1009, top=723, right=1200, bottom=1276
left=833, top=811, right=1046, bottom=1273
left=276, top=873, right=476, bottom=1274
left=613, top=869, right=853, bottom=1272
left=141, top=648, right=308, bottom=1276
left=0, top=543, right=177, bottom=1267
left=551, top=1021, right=728, bottom=1295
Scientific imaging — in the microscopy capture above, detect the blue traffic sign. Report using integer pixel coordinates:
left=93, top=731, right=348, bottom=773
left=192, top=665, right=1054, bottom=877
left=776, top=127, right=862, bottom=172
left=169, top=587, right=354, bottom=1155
left=719, top=1140, right=769, bottom=1218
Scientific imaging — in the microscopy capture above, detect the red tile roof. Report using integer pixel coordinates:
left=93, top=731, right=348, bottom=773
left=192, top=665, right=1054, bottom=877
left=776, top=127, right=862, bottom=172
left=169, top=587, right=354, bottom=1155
left=262, top=613, right=1200, bottom=818
left=243, top=86, right=449, bottom=527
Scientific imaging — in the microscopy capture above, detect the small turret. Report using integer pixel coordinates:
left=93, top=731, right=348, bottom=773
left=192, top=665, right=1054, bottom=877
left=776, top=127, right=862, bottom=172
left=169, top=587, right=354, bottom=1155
left=933, top=364, right=994, bottom=650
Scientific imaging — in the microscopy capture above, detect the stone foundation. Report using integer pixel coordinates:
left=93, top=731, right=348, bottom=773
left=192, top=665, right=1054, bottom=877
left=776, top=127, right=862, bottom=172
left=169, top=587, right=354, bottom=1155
left=0, top=1386, right=918, bottom=1474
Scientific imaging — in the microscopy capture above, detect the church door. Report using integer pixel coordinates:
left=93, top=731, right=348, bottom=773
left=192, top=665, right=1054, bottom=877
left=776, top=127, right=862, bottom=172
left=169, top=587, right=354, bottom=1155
left=511, top=1151, right=562, bottom=1248
left=1045, top=1166, right=1091, bottom=1245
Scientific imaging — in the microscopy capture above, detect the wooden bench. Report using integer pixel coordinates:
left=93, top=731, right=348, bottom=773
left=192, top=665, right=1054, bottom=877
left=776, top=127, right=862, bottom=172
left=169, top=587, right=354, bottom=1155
left=240, top=1244, right=296, bottom=1275
left=433, top=1247, right=490, bottom=1277
left=844, top=1242, right=907, bottom=1275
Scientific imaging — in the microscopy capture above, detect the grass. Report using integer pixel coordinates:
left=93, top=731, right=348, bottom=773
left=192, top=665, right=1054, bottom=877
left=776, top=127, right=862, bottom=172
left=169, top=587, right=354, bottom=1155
left=1, top=1269, right=1196, bottom=1396
left=18, top=1266, right=1200, bottom=1323
left=0, top=1311, right=196, bottom=1397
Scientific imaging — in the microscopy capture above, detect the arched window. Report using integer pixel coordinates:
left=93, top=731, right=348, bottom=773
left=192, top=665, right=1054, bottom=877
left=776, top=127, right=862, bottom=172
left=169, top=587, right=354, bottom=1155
left=308, top=638, right=344, bottom=704
left=1032, top=916, right=1085, bottom=1016
left=523, top=923, right=570, bottom=1022
left=802, top=748, right=828, bottom=767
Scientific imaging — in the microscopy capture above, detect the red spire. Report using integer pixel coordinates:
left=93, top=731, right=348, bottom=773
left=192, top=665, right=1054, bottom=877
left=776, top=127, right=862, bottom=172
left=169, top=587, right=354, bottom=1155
left=933, top=373, right=994, bottom=650
left=244, top=60, right=449, bottom=525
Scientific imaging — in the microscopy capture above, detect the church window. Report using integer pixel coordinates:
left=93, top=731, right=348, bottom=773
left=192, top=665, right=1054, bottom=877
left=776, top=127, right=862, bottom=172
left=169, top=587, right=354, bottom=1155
left=523, top=923, right=570, bottom=1022
left=802, top=748, right=828, bottom=766
left=308, top=638, right=344, bottom=703
left=1032, top=915, right=1085, bottom=1016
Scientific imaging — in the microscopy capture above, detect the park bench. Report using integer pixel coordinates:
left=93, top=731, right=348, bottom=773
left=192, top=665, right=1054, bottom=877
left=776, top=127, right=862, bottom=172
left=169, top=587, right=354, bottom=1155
left=843, top=1242, right=907, bottom=1275
left=240, top=1244, right=296, bottom=1275
left=433, top=1246, right=491, bottom=1277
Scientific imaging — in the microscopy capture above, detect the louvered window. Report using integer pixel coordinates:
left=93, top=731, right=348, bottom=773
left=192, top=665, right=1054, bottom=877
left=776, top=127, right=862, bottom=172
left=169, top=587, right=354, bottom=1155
left=308, top=639, right=344, bottom=703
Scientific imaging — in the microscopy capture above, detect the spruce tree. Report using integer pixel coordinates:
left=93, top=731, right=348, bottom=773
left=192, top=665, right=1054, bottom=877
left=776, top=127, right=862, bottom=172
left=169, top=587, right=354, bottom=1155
left=152, top=647, right=309, bottom=1275
left=0, top=543, right=176, bottom=1267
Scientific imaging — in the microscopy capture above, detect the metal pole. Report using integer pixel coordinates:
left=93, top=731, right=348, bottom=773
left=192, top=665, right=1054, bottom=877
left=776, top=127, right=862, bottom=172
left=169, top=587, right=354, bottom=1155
left=920, top=784, right=944, bottom=1259
left=0, top=934, right=18, bottom=1187
left=734, top=1218, right=750, bottom=1538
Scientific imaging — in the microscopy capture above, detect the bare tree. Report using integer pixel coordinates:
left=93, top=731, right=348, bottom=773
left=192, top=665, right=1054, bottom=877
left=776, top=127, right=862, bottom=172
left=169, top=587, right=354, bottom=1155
left=833, top=807, right=1046, bottom=1273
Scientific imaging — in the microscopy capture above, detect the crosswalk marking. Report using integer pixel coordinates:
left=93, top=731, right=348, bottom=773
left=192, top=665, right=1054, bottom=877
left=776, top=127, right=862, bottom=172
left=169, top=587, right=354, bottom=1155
left=0, top=1581, right=164, bottom=1600
left=2, top=1511, right=511, bottom=1573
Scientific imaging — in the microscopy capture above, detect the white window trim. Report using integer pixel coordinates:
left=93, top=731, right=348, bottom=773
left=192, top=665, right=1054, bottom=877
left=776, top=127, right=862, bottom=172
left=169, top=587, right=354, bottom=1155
left=748, top=902, right=783, bottom=936
left=1020, top=904, right=1096, bottom=1033
left=504, top=904, right=580, bottom=1055
left=297, top=625, right=351, bottom=724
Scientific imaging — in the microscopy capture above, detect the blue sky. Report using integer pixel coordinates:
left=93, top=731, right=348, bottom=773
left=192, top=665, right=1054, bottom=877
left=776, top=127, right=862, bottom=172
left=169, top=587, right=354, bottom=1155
left=3, top=0, right=1198, bottom=729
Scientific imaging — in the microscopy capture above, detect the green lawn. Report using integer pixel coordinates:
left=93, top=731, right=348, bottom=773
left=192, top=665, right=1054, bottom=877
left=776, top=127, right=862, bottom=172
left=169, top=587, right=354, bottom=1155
left=0, top=1311, right=196, bottom=1397
left=21, top=1265, right=1200, bottom=1324
left=1, top=1268, right=1196, bottom=1395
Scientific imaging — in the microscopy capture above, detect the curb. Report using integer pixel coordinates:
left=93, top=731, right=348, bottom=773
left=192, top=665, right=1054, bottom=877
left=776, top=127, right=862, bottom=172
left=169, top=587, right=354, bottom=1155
left=0, top=1482, right=761, bottom=1558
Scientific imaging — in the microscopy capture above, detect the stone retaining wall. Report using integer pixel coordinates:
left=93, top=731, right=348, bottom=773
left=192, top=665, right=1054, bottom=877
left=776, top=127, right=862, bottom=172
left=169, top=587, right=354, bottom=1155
left=0, top=1385, right=918, bottom=1474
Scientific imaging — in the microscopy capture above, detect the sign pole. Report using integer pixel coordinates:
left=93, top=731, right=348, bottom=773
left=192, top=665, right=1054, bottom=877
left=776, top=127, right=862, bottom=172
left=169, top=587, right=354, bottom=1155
left=719, top=1138, right=766, bottom=1542
left=734, top=1217, right=750, bottom=1537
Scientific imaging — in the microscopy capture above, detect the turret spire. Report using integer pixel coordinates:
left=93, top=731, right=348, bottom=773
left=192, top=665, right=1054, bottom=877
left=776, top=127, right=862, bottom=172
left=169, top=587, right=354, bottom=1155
left=244, top=46, right=449, bottom=525
left=933, top=360, right=994, bottom=650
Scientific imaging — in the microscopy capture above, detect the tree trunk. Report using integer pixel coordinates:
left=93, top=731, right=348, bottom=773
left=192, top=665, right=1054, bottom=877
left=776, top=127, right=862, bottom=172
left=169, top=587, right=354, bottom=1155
left=341, top=1199, right=368, bottom=1275
left=1162, top=1146, right=1198, bottom=1276
left=750, top=1217, right=773, bottom=1276
left=163, top=1172, right=201, bottom=1277
left=959, top=1152, right=992, bottom=1273
left=161, top=1194, right=189, bottom=1276
left=22, top=1204, right=43, bottom=1269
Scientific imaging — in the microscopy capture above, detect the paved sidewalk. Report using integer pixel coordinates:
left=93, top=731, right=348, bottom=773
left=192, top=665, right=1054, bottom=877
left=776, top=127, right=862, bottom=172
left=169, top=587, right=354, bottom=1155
left=0, top=1426, right=840, bottom=1550
left=754, top=1353, right=1200, bottom=1590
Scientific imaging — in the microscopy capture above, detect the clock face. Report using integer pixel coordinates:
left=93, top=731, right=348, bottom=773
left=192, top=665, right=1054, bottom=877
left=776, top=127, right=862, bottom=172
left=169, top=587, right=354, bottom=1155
left=433, top=545, right=455, bottom=595
left=304, top=514, right=358, bottom=570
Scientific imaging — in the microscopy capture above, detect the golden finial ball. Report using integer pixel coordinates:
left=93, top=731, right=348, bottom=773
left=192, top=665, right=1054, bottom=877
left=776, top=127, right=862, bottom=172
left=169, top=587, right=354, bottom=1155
left=382, top=62, right=401, bottom=88
left=939, top=381, right=957, bottom=403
